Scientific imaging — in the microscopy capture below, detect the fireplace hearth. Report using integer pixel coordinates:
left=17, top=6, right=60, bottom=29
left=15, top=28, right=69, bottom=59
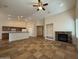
left=55, top=31, right=72, bottom=43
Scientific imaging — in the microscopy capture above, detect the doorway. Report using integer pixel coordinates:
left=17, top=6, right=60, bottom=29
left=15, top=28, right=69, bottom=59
left=37, top=26, right=44, bottom=37
left=46, top=24, right=53, bottom=39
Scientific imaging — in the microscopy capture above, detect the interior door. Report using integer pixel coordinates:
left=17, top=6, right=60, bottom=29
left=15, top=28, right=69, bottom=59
left=37, top=26, right=43, bottom=37
left=46, top=24, right=53, bottom=39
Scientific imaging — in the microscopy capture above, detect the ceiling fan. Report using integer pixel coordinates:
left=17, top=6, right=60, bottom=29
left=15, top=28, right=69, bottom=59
left=33, top=0, right=48, bottom=11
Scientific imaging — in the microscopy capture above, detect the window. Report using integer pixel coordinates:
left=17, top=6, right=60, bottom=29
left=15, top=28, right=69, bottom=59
left=76, top=19, right=78, bottom=38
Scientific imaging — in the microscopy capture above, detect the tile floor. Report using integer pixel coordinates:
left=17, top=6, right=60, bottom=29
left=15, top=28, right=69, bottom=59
left=0, top=37, right=77, bottom=59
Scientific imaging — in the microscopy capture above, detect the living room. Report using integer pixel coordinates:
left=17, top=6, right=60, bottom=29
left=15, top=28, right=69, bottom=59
left=0, top=0, right=78, bottom=59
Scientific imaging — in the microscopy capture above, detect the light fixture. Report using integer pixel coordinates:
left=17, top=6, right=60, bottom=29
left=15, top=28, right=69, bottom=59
left=18, top=16, right=20, bottom=20
left=59, top=3, right=64, bottom=7
left=38, top=6, right=42, bottom=10
left=17, top=16, right=23, bottom=20
left=21, top=16, right=23, bottom=18
left=33, top=0, right=48, bottom=11
left=8, top=15, right=24, bottom=20
left=8, top=14, right=11, bottom=16
left=8, top=18, right=11, bottom=20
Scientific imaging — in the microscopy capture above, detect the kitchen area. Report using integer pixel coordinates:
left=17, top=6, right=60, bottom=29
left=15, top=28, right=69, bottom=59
left=0, top=26, right=29, bottom=47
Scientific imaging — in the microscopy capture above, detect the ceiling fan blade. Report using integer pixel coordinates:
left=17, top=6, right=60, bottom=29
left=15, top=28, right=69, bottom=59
left=37, top=9, right=39, bottom=11
left=42, top=8, right=45, bottom=11
left=38, top=0, right=41, bottom=3
left=33, top=5, right=38, bottom=7
left=43, top=3, right=48, bottom=6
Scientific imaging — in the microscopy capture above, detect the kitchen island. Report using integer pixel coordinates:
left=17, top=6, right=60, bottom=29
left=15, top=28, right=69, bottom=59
left=0, top=31, right=29, bottom=47
left=0, top=26, right=29, bottom=47
left=9, top=32, right=29, bottom=42
left=1, top=31, right=29, bottom=42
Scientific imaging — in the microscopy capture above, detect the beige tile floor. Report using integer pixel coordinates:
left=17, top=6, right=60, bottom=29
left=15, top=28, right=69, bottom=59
left=0, top=37, right=77, bottom=59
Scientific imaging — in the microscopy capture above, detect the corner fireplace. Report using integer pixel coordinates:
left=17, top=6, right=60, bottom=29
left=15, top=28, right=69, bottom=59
left=55, top=31, right=72, bottom=43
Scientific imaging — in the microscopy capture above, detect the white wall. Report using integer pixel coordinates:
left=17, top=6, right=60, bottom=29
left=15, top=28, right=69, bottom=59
left=35, top=19, right=44, bottom=26
left=0, top=9, right=44, bottom=39
left=0, top=11, right=8, bottom=39
left=25, top=19, right=44, bottom=37
left=0, top=12, right=27, bottom=28
left=44, top=9, right=75, bottom=44
left=26, top=20, right=36, bottom=37
left=0, top=10, right=27, bottom=39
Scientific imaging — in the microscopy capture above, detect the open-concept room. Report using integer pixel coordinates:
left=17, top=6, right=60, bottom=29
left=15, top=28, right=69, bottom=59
left=0, top=0, right=78, bottom=59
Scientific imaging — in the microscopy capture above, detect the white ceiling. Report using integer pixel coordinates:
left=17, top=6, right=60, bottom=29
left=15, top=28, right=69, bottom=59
left=0, top=0, right=76, bottom=19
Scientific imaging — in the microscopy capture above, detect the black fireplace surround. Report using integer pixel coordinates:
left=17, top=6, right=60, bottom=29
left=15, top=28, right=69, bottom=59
left=58, top=34, right=68, bottom=42
left=55, top=31, right=72, bottom=43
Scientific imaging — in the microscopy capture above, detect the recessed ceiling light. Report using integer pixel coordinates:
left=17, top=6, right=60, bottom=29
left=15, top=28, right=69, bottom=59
left=8, top=18, right=11, bottom=20
left=8, top=15, right=11, bottom=16
left=59, top=3, right=64, bottom=7
left=21, top=16, right=23, bottom=18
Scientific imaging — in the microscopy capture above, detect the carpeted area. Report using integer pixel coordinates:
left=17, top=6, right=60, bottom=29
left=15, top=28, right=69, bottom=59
left=0, top=37, right=77, bottom=59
